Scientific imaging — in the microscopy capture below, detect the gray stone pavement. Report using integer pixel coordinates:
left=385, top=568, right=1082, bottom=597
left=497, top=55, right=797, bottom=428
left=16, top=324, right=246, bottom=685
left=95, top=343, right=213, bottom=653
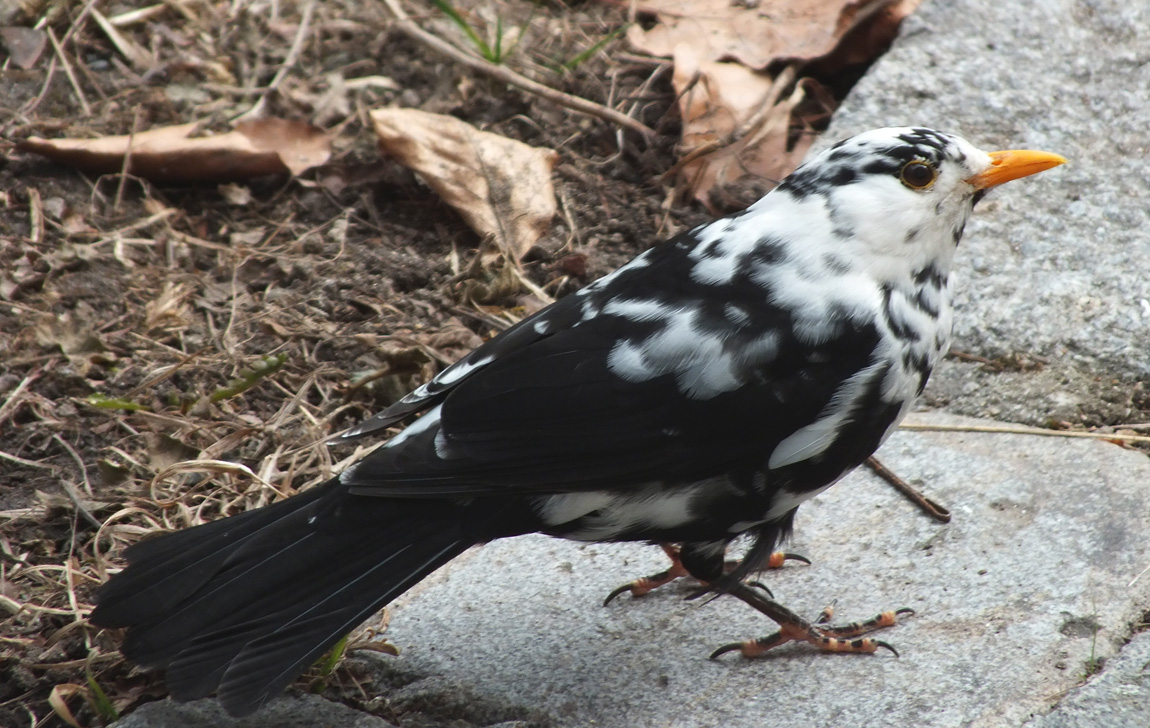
left=819, top=0, right=1150, bottom=379
left=380, top=416, right=1150, bottom=728
left=115, top=415, right=1150, bottom=728
left=1024, top=631, right=1150, bottom=728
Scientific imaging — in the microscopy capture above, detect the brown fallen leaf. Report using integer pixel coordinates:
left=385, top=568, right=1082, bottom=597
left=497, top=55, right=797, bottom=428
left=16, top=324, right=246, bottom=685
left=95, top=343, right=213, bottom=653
left=370, top=108, right=558, bottom=262
left=619, top=0, right=919, bottom=206
left=807, top=0, right=923, bottom=75
left=673, top=46, right=835, bottom=206
left=18, top=119, right=331, bottom=183
left=625, top=0, right=904, bottom=69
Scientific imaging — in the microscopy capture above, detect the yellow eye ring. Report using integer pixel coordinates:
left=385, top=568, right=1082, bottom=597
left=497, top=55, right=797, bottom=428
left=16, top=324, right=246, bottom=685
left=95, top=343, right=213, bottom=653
left=900, top=161, right=937, bottom=190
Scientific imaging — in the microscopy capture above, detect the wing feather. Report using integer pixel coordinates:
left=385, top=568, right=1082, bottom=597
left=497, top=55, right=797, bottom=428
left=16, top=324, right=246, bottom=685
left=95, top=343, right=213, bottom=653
left=341, top=235, right=893, bottom=498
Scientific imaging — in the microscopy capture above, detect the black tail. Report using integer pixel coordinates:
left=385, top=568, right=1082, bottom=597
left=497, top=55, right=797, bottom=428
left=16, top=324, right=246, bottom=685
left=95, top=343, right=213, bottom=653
left=90, top=477, right=473, bottom=716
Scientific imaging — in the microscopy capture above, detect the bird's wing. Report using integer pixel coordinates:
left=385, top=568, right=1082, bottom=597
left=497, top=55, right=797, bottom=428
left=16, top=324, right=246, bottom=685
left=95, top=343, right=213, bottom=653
left=343, top=237, right=897, bottom=497
left=331, top=293, right=583, bottom=441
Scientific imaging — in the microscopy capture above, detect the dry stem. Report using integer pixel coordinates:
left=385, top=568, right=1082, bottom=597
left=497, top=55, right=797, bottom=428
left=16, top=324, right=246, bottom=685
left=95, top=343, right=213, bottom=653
left=381, top=0, right=655, bottom=140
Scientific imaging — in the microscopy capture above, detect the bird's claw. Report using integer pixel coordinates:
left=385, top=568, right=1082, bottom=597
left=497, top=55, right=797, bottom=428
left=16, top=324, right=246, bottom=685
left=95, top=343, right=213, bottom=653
left=767, top=551, right=812, bottom=567
left=745, top=581, right=773, bottom=598
left=709, top=640, right=749, bottom=660
left=710, top=604, right=913, bottom=660
left=603, top=583, right=639, bottom=606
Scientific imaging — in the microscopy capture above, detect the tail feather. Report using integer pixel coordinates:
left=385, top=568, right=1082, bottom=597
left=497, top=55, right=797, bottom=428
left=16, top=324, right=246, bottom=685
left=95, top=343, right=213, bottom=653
left=213, top=539, right=465, bottom=715
left=93, top=480, right=339, bottom=626
left=90, top=477, right=473, bottom=717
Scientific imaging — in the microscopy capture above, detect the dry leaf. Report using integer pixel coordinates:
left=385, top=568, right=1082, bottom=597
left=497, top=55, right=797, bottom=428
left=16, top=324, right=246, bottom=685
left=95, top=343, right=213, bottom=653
left=627, top=0, right=904, bottom=69
left=0, top=26, right=47, bottom=69
left=673, top=44, right=775, bottom=156
left=34, top=309, right=116, bottom=376
left=675, top=45, right=833, bottom=205
left=48, top=684, right=84, bottom=728
left=809, top=0, right=922, bottom=73
left=18, top=119, right=331, bottom=183
left=218, top=182, right=254, bottom=206
left=145, top=433, right=200, bottom=472
left=144, top=282, right=193, bottom=334
left=370, top=108, right=558, bottom=262
left=621, top=0, right=919, bottom=205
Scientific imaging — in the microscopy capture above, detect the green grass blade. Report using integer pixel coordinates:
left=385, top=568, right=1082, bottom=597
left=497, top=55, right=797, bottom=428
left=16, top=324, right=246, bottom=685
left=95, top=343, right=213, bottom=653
left=209, top=353, right=288, bottom=403
left=85, top=671, right=119, bottom=722
left=431, top=0, right=493, bottom=60
left=562, top=23, right=630, bottom=70
left=493, top=14, right=503, bottom=62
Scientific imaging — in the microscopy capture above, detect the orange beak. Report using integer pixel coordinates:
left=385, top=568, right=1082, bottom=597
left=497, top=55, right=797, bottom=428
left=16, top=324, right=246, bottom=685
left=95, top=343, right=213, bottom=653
left=966, top=149, right=1067, bottom=190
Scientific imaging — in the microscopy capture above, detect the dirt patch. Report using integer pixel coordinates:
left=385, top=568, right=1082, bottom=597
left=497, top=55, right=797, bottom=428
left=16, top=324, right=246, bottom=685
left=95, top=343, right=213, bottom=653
left=0, top=2, right=700, bottom=725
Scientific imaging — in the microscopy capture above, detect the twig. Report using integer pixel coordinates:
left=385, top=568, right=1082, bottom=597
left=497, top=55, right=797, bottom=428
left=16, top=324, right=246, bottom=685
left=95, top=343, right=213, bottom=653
left=49, top=436, right=103, bottom=529
left=20, top=55, right=58, bottom=116
left=26, top=186, right=43, bottom=243
left=150, top=459, right=270, bottom=494
left=381, top=0, right=654, bottom=140
left=0, top=594, right=80, bottom=617
left=899, top=421, right=1150, bottom=445
left=108, top=4, right=168, bottom=26
left=0, top=450, right=54, bottom=470
left=45, top=27, right=91, bottom=117
left=52, top=435, right=94, bottom=498
left=115, top=108, right=144, bottom=212
left=865, top=456, right=951, bottom=523
left=236, top=0, right=317, bottom=121
left=90, top=6, right=152, bottom=71
left=58, top=0, right=102, bottom=47
left=1128, top=562, right=1150, bottom=588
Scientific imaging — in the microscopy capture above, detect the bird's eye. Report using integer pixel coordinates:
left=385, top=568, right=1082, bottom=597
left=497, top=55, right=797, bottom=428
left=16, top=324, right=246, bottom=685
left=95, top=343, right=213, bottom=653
left=899, top=161, right=937, bottom=190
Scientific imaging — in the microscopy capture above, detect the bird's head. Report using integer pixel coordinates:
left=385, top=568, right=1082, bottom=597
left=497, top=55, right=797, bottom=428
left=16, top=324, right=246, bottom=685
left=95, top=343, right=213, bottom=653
left=770, top=127, right=1066, bottom=282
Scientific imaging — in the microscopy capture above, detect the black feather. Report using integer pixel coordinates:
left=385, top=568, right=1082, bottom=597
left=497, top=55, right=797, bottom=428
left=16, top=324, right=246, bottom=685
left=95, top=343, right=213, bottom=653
left=90, top=479, right=501, bottom=716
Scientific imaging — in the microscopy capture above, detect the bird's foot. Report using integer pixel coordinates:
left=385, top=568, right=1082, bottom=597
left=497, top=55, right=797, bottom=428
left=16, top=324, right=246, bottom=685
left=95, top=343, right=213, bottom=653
left=603, top=543, right=809, bottom=606
left=711, top=586, right=913, bottom=659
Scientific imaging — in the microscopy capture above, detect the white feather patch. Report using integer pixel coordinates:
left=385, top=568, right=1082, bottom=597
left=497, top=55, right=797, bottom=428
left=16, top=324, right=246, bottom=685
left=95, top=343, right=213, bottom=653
left=768, top=361, right=886, bottom=469
left=434, top=355, right=493, bottom=387
left=768, top=416, right=844, bottom=469
left=539, top=487, right=699, bottom=541
left=380, top=404, right=442, bottom=450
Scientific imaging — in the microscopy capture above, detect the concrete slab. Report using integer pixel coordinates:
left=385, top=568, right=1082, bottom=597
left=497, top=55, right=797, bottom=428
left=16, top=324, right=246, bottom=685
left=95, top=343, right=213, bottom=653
left=382, top=414, right=1150, bottom=728
left=1025, top=631, right=1150, bottom=728
left=108, top=694, right=391, bottom=728
left=817, top=0, right=1150, bottom=378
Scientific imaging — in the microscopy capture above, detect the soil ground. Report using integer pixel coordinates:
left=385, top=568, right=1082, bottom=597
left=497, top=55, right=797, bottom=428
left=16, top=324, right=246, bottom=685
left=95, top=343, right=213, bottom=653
left=0, top=2, right=723, bottom=725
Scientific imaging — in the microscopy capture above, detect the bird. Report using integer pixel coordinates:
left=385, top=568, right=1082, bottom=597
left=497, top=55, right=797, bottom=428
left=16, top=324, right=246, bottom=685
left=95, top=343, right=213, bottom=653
left=89, top=127, right=1065, bottom=716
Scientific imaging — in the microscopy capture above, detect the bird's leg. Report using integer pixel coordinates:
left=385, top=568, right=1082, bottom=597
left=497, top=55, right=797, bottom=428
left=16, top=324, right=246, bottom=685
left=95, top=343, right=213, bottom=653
left=603, top=543, right=809, bottom=606
left=709, top=583, right=914, bottom=659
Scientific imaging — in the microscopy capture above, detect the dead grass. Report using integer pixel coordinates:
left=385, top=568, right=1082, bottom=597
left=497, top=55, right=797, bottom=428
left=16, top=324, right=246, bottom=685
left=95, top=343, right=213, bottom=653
left=0, top=1, right=697, bottom=724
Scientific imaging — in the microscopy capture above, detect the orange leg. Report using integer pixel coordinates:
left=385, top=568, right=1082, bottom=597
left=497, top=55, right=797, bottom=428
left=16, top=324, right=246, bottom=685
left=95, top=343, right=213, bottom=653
left=603, top=543, right=809, bottom=606
left=710, top=586, right=914, bottom=659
